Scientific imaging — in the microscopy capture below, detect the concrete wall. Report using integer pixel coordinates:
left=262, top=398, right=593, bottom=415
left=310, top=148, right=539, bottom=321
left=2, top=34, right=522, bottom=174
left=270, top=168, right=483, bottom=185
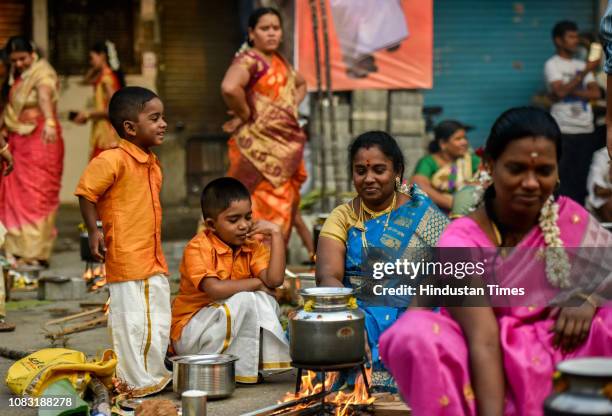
left=57, top=74, right=156, bottom=206
left=30, top=0, right=183, bottom=206
left=309, top=89, right=427, bottom=206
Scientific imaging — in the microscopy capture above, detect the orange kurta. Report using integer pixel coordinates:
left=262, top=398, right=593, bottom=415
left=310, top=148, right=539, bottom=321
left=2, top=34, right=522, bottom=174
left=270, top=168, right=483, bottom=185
left=170, top=229, right=270, bottom=343
left=74, top=139, right=168, bottom=282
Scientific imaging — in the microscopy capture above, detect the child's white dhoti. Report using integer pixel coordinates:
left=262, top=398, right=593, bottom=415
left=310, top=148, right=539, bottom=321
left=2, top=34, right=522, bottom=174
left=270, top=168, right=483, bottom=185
left=108, top=274, right=172, bottom=396
left=173, top=291, right=291, bottom=383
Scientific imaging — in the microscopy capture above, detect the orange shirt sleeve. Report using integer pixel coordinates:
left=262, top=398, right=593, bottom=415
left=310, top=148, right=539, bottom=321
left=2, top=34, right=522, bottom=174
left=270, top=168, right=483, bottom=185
left=182, top=237, right=224, bottom=290
left=250, top=241, right=271, bottom=278
left=74, top=155, right=117, bottom=203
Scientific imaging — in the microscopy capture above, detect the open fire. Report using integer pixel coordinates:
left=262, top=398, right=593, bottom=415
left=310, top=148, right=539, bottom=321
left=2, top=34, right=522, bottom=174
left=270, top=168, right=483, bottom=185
left=82, top=262, right=107, bottom=291
left=277, top=368, right=375, bottom=416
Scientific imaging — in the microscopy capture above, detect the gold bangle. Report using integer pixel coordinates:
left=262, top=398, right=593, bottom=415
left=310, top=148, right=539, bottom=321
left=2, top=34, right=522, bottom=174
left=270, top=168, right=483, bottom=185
left=575, top=293, right=598, bottom=309
left=0, top=143, right=8, bottom=154
left=45, top=118, right=57, bottom=128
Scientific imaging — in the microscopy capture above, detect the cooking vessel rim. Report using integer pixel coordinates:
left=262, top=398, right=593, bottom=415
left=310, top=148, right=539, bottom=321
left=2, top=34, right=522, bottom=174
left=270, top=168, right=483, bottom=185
left=556, top=357, right=612, bottom=378
left=170, top=353, right=239, bottom=365
left=299, top=287, right=354, bottom=296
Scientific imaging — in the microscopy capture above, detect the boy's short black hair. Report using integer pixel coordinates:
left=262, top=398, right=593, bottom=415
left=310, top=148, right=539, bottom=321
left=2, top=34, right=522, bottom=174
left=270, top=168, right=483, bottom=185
left=201, top=177, right=251, bottom=219
left=108, top=86, right=159, bottom=138
left=552, top=20, right=578, bottom=40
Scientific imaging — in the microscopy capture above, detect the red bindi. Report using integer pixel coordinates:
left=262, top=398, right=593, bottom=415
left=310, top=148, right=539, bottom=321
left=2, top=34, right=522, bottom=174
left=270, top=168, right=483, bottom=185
left=366, top=160, right=370, bottom=167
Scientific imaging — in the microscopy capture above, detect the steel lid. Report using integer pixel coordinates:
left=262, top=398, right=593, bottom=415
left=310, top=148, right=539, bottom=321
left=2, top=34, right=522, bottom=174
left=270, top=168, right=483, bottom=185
left=557, top=357, right=612, bottom=378
left=300, top=287, right=354, bottom=296
left=170, top=354, right=239, bottom=365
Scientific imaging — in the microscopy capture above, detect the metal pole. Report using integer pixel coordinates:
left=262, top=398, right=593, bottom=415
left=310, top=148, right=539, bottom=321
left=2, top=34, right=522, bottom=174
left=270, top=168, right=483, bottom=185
left=319, top=0, right=342, bottom=206
left=308, top=0, right=328, bottom=212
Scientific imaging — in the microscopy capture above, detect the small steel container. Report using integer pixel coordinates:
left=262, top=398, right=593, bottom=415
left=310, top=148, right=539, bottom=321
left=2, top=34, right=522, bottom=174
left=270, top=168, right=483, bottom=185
left=171, top=354, right=238, bottom=399
left=182, top=390, right=207, bottom=416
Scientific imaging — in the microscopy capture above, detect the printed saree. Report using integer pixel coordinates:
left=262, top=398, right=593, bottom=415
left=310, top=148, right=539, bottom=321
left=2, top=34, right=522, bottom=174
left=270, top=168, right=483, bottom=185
left=227, top=49, right=306, bottom=241
left=90, top=67, right=120, bottom=159
left=414, top=152, right=480, bottom=194
left=380, top=196, right=612, bottom=415
left=328, top=186, right=448, bottom=391
left=0, top=58, right=64, bottom=261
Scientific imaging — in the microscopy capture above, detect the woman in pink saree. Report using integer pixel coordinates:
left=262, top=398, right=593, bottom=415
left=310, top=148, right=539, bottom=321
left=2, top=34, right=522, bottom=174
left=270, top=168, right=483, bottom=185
left=380, top=107, right=612, bottom=415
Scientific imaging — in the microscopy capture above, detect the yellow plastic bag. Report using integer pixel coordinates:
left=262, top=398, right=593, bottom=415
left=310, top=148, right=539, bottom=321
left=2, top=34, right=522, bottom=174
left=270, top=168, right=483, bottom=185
left=6, top=348, right=117, bottom=396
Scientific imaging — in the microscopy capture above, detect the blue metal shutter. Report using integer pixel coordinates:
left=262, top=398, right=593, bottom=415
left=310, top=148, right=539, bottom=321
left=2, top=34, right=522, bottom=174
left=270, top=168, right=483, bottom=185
left=424, top=0, right=595, bottom=147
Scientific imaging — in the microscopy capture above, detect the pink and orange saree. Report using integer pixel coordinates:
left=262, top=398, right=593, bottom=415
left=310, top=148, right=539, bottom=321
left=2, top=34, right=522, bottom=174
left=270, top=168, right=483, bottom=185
left=227, top=50, right=306, bottom=241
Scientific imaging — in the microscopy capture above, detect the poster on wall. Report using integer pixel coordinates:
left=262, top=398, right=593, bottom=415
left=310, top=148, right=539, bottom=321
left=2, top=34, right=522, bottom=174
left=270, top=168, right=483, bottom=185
left=295, top=0, right=433, bottom=91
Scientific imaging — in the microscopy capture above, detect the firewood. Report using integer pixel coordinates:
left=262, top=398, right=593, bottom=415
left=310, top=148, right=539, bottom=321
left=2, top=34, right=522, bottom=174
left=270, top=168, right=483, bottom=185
left=373, top=400, right=411, bottom=415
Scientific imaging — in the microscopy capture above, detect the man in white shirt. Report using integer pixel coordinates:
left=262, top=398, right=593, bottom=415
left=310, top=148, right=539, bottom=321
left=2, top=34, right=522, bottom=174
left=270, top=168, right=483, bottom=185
left=586, top=147, right=612, bottom=221
left=544, top=20, right=601, bottom=205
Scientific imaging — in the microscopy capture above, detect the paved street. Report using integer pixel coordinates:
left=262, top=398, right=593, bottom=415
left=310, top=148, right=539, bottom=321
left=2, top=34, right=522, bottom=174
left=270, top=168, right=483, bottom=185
left=0, top=212, right=296, bottom=416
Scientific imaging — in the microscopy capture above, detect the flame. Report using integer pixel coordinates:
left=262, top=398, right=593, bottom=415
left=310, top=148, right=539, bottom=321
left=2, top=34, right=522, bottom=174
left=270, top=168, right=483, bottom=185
left=93, top=264, right=104, bottom=277
left=279, top=367, right=374, bottom=416
left=83, top=263, right=107, bottom=291
left=91, top=276, right=107, bottom=291
left=328, top=368, right=375, bottom=416
left=82, top=265, right=93, bottom=281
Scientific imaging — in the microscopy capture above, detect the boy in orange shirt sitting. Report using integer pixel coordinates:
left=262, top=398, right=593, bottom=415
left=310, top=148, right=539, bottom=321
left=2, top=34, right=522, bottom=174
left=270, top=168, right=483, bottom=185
left=171, top=177, right=290, bottom=383
left=75, top=87, right=171, bottom=396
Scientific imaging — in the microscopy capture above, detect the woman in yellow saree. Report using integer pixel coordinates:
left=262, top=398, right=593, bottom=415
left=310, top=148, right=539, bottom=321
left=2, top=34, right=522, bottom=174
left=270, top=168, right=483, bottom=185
left=72, top=41, right=123, bottom=159
left=221, top=7, right=307, bottom=242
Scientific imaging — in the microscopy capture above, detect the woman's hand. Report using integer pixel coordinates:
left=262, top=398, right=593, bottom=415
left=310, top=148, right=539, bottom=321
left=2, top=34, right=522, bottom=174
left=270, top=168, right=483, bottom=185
left=72, top=111, right=89, bottom=124
left=42, top=124, right=57, bottom=144
left=550, top=303, right=597, bottom=353
left=0, top=147, right=14, bottom=176
left=222, top=116, right=243, bottom=134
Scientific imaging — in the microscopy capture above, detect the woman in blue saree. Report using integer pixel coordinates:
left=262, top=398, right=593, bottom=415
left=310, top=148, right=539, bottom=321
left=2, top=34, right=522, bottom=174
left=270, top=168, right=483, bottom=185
left=316, top=131, right=448, bottom=391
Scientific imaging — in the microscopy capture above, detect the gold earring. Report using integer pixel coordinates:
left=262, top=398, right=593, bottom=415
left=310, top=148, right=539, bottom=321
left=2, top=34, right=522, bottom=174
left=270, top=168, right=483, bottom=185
left=395, top=177, right=401, bottom=190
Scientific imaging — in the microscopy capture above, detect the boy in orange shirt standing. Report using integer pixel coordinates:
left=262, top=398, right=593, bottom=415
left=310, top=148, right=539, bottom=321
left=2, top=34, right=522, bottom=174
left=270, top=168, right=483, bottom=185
left=171, top=177, right=290, bottom=383
left=75, top=87, right=171, bottom=396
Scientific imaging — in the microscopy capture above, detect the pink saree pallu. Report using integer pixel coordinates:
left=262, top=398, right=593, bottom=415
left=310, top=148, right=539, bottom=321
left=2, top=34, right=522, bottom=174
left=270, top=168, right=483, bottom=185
left=380, top=197, right=612, bottom=415
left=0, top=119, right=64, bottom=261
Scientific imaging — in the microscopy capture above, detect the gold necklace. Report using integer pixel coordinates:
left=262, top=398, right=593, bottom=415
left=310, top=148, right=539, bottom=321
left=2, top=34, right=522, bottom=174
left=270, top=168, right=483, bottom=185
left=491, top=220, right=502, bottom=246
left=359, top=192, right=397, bottom=249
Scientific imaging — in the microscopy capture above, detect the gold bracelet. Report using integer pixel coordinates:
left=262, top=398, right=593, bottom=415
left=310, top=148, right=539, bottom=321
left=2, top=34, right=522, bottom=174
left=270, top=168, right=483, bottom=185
left=0, top=143, right=8, bottom=154
left=575, top=293, right=598, bottom=309
left=45, top=118, right=57, bottom=128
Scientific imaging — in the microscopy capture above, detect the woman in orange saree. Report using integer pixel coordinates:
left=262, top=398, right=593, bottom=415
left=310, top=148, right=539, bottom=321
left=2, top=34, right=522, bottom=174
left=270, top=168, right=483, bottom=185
left=222, top=7, right=307, bottom=241
left=0, top=37, right=64, bottom=266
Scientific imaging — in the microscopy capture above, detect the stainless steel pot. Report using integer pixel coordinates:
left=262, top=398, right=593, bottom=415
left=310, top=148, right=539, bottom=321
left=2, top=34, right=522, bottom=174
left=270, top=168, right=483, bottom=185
left=171, top=354, right=238, bottom=399
left=544, top=357, right=612, bottom=415
left=289, top=287, right=365, bottom=365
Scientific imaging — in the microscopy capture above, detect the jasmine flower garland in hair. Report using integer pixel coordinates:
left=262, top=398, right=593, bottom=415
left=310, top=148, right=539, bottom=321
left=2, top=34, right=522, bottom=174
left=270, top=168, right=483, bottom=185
left=105, top=40, right=120, bottom=71
left=539, top=196, right=571, bottom=288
